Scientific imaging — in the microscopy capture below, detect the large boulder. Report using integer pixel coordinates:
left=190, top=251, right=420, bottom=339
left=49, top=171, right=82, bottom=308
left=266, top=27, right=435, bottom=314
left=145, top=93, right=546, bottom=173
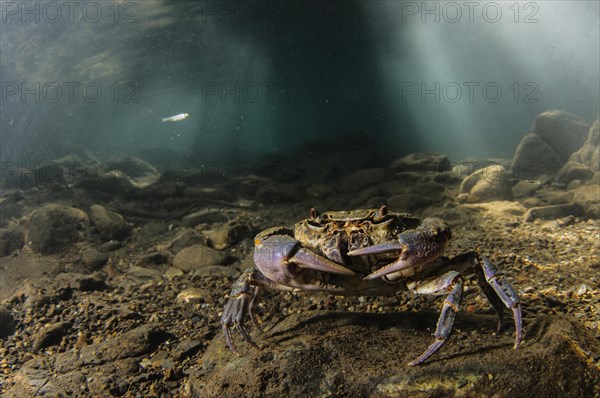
left=531, top=110, right=589, bottom=162
left=511, top=111, right=590, bottom=178
left=570, top=118, right=599, bottom=172
left=510, top=133, right=563, bottom=177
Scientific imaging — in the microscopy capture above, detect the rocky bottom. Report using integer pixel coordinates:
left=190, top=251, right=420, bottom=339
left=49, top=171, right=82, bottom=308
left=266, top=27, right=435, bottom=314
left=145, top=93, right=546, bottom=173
left=1, top=113, right=599, bottom=397
left=1, top=200, right=599, bottom=397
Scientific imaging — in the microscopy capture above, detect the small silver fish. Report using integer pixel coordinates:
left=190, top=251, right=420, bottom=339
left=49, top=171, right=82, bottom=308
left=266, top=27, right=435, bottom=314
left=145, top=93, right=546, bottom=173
left=162, top=113, right=190, bottom=122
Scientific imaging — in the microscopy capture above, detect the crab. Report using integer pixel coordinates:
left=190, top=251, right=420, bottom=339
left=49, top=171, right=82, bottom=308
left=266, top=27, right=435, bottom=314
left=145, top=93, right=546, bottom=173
left=221, top=206, right=522, bottom=366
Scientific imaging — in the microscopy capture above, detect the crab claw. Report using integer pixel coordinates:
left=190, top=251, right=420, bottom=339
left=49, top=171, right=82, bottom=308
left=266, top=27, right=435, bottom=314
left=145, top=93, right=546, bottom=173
left=254, top=235, right=354, bottom=287
left=347, top=241, right=403, bottom=257
left=355, top=218, right=451, bottom=281
left=360, top=237, right=420, bottom=280
left=291, top=247, right=355, bottom=276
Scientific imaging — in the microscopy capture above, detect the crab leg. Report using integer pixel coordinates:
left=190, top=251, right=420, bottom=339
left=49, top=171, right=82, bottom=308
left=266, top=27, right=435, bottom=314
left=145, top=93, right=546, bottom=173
left=444, top=253, right=522, bottom=349
left=407, top=271, right=463, bottom=366
left=221, top=268, right=295, bottom=355
left=477, top=256, right=522, bottom=348
left=221, top=269, right=261, bottom=354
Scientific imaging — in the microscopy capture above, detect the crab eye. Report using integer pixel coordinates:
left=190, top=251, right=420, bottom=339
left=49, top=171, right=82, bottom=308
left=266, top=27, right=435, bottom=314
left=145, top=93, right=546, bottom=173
left=373, top=205, right=389, bottom=222
left=310, top=208, right=319, bottom=219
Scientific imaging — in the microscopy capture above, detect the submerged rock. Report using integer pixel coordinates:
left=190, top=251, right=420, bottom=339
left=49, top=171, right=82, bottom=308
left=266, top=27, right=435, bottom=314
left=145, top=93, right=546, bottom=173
left=0, top=306, right=15, bottom=339
left=570, top=118, right=599, bottom=172
left=198, top=312, right=599, bottom=398
left=71, top=243, right=109, bottom=271
left=409, top=181, right=445, bottom=197
left=176, top=287, right=212, bottom=304
left=571, top=184, right=600, bottom=219
left=0, top=225, right=25, bottom=257
left=255, top=183, right=303, bottom=203
left=204, top=221, right=253, bottom=250
left=339, top=168, right=386, bottom=193
left=75, top=170, right=135, bottom=196
left=172, top=244, right=229, bottom=271
left=106, top=156, right=159, bottom=178
left=511, top=111, right=590, bottom=179
left=510, top=133, right=563, bottom=178
left=389, top=152, right=452, bottom=173
left=532, top=110, right=589, bottom=162
left=89, top=204, right=131, bottom=241
left=142, top=181, right=184, bottom=200
left=387, top=194, right=438, bottom=211
left=32, top=321, right=71, bottom=353
left=349, top=186, right=381, bottom=208
left=556, top=161, right=593, bottom=184
left=167, top=229, right=207, bottom=253
left=54, top=272, right=108, bottom=292
left=512, top=180, right=542, bottom=198
left=27, top=204, right=89, bottom=254
left=459, top=165, right=512, bottom=203
left=523, top=203, right=582, bottom=222
left=305, top=183, right=336, bottom=199
left=37, top=153, right=101, bottom=186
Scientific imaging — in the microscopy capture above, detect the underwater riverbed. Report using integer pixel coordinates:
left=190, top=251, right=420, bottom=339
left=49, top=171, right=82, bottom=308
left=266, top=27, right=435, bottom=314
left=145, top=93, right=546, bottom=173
left=0, top=111, right=599, bottom=397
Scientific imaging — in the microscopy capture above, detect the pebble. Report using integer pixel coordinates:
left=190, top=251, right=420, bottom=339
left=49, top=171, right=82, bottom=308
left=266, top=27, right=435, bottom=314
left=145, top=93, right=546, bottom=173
left=523, top=286, right=536, bottom=293
left=576, top=284, right=588, bottom=295
left=164, top=267, right=184, bottom=280
left=177, top=288, right=211, bottom=304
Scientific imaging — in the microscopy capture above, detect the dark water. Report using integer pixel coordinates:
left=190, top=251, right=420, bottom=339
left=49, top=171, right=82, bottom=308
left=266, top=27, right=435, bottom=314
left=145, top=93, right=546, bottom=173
left=1, top=1, right=598, bottom=167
